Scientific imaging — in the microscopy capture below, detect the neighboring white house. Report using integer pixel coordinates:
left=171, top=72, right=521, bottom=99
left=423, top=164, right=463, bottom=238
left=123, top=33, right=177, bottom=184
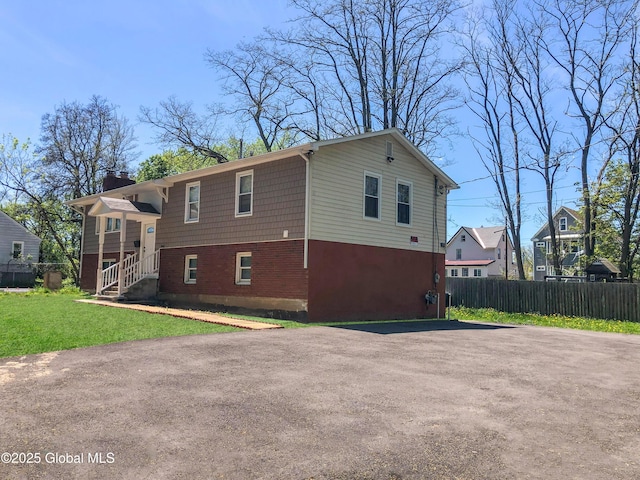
left=445, top=226, right=518, bottom=279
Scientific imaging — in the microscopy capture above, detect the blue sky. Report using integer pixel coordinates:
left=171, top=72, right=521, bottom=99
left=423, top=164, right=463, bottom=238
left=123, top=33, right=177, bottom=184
left=0, top=0, right=582, bottom=243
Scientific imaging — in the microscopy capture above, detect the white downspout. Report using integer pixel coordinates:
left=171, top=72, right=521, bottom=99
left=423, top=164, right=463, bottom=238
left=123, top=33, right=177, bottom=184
left=299, top=152, right=311, bottom=269
left=97, top=216, right=106, bottom=294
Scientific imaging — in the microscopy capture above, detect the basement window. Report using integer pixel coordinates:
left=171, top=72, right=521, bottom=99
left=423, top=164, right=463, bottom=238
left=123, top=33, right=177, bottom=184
left=184, top=255, right=197, bottom=284
left=236, top=252, right=252, bottom=285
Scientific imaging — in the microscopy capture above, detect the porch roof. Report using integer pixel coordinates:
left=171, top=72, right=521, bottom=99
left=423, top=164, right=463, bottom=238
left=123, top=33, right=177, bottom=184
left=87, top=197, right=161, bottom=221
left=445, top=259, right=495, bottom=267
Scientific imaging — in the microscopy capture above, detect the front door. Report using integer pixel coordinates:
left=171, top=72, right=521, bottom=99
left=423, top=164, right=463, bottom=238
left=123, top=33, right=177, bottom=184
left=142, top=222, right=156, bottom=257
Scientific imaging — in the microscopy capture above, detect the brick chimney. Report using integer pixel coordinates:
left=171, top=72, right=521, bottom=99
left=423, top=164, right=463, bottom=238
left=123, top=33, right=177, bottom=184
left=103, top=170, right=136, bottom=191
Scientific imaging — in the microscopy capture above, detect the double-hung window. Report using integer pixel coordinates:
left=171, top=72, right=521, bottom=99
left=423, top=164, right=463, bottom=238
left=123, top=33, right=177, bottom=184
left=12, top=241, right=24, bottom=259
left=559, top=217, right=567, bottom=231
left=473, top=268, right=482, bottom=277
left=184, top=255, right=197, bottom=284
left=95, top=217, right=121, bottom=234
left=236, top=171, right=253, bottom=216
left=236, top=252, right=252, bottom=285
left=396, top=179, right=412, bottom=225
left=185, top=182, right=200, bottom=223
left=364, top=172, right=381, bottom=220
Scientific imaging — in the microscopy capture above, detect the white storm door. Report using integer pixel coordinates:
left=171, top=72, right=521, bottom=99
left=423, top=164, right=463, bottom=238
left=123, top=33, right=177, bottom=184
left=142, top=222, right=156, bottom=257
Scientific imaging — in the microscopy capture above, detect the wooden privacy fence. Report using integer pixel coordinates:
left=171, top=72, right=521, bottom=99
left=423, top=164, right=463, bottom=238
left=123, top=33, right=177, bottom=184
left=446, top=278, right=640, bottom=322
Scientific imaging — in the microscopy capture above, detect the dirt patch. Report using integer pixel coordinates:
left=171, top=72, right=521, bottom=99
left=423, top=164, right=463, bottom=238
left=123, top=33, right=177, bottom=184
left=0, top=351, right=59, bottom=385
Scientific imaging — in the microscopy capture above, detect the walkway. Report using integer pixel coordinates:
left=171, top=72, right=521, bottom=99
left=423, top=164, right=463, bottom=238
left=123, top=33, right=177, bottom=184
left=74, top=299, right=282, bottom=330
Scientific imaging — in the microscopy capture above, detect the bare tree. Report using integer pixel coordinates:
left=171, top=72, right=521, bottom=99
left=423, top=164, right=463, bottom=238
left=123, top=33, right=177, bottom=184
left=596, top=25, right=640, bottom=279
left=461, top=0, right=527, bottom=279
left=368, top=0, right=462, bottom=149
left=269, top=0, right=461, bottom=152
left=538, top=0, right=637, bottom=259
left=39, top=95, right=137, bottom=197
left=499, top=2, right=569, bottom=275
left=139, top=96, right=228, bottom=162
left=204, top=42, right=298, bottom=152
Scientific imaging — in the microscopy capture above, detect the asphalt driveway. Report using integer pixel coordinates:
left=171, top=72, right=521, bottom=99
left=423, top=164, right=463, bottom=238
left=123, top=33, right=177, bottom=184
left=1, top=321, right=639, bottom=479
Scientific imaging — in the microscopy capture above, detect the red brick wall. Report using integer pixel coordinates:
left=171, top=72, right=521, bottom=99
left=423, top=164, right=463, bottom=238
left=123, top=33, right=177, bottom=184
left=307, top=240, right=445, bottom=322
left=159, top=240, right=307, bottom=300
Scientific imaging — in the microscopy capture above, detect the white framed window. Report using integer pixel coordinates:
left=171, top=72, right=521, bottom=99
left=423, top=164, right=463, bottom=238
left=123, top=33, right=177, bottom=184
left=184, top=255, right=197, bottom=284
left=236, top=252, right=252, bottom=285
left=462, top=267, right=469, bottom=277
left=185, top=182, right=200, bottom=223
left=363, top=172, right=381, bottom=220
left=559, top=216, right=567, bottom=231
left=473, top=268, right=482, bottom=277
left=396, top=179, right=412, bottom=226
left=456, top=248, right=462, bottom=260
left=536, top=241, right=545, bottom=248
left=101, top=258, right=116, bottom=270
left=95, top=217, right=121, bottom=234
left=536, top=265, right=547, bottom=271
left=236, top=170, right=254, bottom=217
left=450, top=268, right=459, bottom=277
left=12, top=241, right=24, bottom=259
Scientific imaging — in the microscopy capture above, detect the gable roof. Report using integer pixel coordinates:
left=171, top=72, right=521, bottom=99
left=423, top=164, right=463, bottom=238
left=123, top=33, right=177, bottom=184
left=87, top=197, right=161, bottom=221
left=531, top=206, right=583, bottom=240
left=0, top=210, right=41, bottom=242
left=448, top=225, right=509, bottom=249
left=585, top=258, right=621, bottom=275
left=66, top=128, right=458, bottom=208
left=470, top=226, right=507, bottom=249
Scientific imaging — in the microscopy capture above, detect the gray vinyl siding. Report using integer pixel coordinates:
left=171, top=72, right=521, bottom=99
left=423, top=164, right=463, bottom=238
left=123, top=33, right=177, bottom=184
left=309, top=135, right=446, bottom=253
left=0, top=211, right=41, bottom=264
left=156, top=156, right=306, bottom=248
left=82, top=216, right=140, bottom=254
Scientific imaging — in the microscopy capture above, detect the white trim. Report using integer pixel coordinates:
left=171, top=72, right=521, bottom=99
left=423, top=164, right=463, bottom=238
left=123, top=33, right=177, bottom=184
left=101, top=258, right=117, bottom=270
left=235, top=170, right=254, bottom=217
left=184, top=181, right=200, bottom=223
left=184, top=254, right=197, bottom=284
left=396, top=178, right=412, bottom=226
left=235, top=252, right=252, bottom=285
left=559, top=216, right=568, bottom=231
left=11, top=241, right=24, bottom=259
left=95, top=217, right=121, bottom=234
left=160, top=238, right=304, bottom=250
left=363, top=171, right=382, bottom=221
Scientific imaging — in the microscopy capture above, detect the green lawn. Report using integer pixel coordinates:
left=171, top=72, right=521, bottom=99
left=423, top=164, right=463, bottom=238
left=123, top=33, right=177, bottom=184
left=4, top=290, right=639, bottom=359
left=451, top=306, right=640, bottom=335
left=0, top=290, right=242, bottom=358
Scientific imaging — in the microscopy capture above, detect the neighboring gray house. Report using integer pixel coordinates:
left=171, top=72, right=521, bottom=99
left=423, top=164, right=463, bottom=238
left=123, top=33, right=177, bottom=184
left=445, top=226, right=518, bottom=279
left=531, top=206, right=583, bottom=281
left=0, top=210, right=41, bottom=286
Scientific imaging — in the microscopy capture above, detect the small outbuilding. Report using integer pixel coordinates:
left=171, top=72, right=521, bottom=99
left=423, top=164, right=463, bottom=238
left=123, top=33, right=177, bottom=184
left=585, top=258, right=621, bottom=282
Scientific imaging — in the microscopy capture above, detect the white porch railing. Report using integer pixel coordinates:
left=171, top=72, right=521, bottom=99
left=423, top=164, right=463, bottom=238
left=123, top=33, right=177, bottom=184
left=98, top=250, right=160, bottom=296
left=122, top=250, right=160, bottom=292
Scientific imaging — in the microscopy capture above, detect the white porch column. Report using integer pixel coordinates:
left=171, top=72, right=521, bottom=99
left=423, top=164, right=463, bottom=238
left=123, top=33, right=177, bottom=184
left=96, top=216, right=106, bottom=293
left=117, top=213, right=127, bottom=296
